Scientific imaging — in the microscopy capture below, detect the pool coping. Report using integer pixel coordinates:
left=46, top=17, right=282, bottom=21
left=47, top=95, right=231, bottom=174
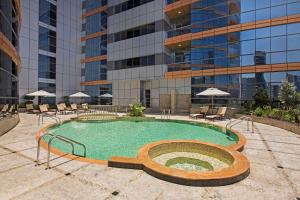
left=35, top=119, right=246, bottom=167
left=135, top=140, right=250, bottom=186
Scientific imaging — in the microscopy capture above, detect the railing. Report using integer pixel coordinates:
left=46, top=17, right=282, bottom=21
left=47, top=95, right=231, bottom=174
left=166, top=16, right=240, bottom=38
left=36, top=133, right=87, bottom=169
left=225, top=115, right=254, bottom=134
left=169, top=54, right=191, bottom=65
left=77, top=106, right=119, bottom=120
left=38, top=113, right=61, bottom=126
left=167, top=25, right=191, bottom=38
left=161, top=109, right=171, bottom=120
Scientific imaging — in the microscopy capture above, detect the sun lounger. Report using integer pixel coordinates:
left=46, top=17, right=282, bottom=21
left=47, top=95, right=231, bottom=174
left=81, top=103, right=91, bottom=112
left=26, top=104, right=40, bottom=114
left=39, top=105, right=56, bottom=116
left=0, top=104, right=10, bottom=117
left=60, top=103, right=72, bottom=111
left=190, top=106, right=209, bottom=119
left=0, top=105, right=17, bottom=117
left=205, top=107, right=227, bottom=121
left=56, top=103, right=73, bottom=114
left=71, top=104, right=85, bottom=113
left=1, top=104, right=9, bottom=113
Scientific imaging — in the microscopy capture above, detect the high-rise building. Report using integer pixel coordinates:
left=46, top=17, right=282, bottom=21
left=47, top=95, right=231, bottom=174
left=18, top=0, right=82, bottom=104
left=80, top=0, right=110, bottom=104
left=0, top=0, right=21, bottom=104
left=15, top=0, right=300, bottom=112
left=164, top=0, right=300, bottom=110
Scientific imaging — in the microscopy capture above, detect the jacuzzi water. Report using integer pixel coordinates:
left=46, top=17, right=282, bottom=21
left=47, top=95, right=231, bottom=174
left=43, top=119, right=238, bottom=160
left=153, top=152, right=230, bottom=172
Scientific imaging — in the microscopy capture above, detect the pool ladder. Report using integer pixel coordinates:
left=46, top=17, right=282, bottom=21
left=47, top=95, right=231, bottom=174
left=161, top=109, right=171, bottom=120
left=225, top=115, right=254, bottom=134
left=36, top=133, right=86, bottom=169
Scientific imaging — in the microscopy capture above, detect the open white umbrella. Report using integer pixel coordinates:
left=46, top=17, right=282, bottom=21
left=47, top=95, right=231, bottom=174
left=196, top=88, right=230, bottom=108
left=69, top=92, right=90, bottom=98
left=26, top=90, right=56, bottom=104
left=100, top=93, right=112, bottom=98
left=69, top=92, right=90, bottom=104
left=26, top=90, right=56, bottom=97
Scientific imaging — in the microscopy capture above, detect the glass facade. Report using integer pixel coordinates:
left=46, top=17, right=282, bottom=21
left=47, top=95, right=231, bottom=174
left=0, top=0, right=19, bottom=104
left=82, top=0, right=111, bottom=103
left=83, top=0, right=107, bottom=12
left=85, top=61, right=107, bottom=81
left=38, top=0, right=57, bottom=103
left=39, top=0, right=57, bottom=27
left=107, top=0, right=154, bottom=16
left=166, top=0, right=300, bottom=106
left=38, top=55, right=56, bottom=79
left=39, top=26, right=56, bottom=53
left=86, top=12, right=107, bottom=34
left=85, top=36, right=107, bottom=58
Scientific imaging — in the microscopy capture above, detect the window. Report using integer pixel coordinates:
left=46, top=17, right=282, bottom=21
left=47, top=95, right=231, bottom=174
left=39, top=26, right=56, bottom=53
left=39, top=0, right=56, bottom=27
left=110, top=22, right=155, bottom=43
left=38, top=54, right=56, bottom=79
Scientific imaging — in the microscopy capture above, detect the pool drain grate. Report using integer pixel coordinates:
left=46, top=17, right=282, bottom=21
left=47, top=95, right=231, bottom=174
left=112, top=191, right=119, bottom=196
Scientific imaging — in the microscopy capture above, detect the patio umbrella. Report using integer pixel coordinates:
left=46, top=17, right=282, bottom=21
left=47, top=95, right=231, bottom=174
left=26, top=90, right=56, bottom=104
left=69, top=92, right=90, bottom=104
left=69, top=92, right=90, bottom=98
left=100, top=93, right=112, bottom=98
left=196, top=88, right=230, bottom=108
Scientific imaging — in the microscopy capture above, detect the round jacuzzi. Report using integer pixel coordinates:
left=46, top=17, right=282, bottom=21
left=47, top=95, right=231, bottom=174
left=138, top=140, right=250, bottom=186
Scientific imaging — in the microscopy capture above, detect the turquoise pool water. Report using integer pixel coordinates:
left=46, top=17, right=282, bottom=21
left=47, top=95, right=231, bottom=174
left=43, top=119, right=238, bottom=160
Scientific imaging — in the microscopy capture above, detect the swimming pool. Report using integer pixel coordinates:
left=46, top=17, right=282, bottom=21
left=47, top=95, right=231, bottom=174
left=41, top=119, right=241, bottom=161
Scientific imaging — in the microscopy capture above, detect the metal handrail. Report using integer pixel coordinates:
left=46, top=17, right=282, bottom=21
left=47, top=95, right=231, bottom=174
left=36, top=133, right=87, bottom=169
left=38, top=113, right=61, bottom=125
left=36, top=133, right=74, bottom=166
left=161, top=109, right=171, bottom=120
left=225, top=115, right=254, bottom=133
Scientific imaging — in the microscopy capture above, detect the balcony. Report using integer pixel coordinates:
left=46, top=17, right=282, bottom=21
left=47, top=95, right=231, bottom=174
left=168, top=53, right=191, bottom=71
left=167, top=25, right=191, bottom=38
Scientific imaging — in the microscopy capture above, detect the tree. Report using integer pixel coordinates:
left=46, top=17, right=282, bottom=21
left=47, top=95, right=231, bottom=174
left=253, top=87, right=269, bottom=107
left=279, top=79, right=297, bottom=110
left=63, top=96, right=70, bottom=106
left=128, top=101, right=145, bottom=117
left=23, top=95, right=34, bottom=103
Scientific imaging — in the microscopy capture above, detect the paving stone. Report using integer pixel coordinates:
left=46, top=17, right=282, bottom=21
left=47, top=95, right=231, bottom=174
left=0, top=113, right=299, bottom=200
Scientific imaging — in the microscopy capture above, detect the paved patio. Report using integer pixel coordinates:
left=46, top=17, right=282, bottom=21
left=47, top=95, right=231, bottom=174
left=0, top=113, right=299, bottom=200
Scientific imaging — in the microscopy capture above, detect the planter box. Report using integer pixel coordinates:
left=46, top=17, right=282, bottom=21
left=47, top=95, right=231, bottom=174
left=235, top=114, right=300, bottom=135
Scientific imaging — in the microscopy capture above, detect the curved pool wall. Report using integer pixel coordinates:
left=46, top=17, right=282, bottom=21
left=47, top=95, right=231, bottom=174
left=36, top=118, right=248, bottom=185
left=137, top=141, right=250, bottom=186
left=36, top=118, right=246, bottom=164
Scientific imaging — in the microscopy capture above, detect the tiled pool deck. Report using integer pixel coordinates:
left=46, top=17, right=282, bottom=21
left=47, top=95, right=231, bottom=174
left=0, top=113, right=299, bottom=200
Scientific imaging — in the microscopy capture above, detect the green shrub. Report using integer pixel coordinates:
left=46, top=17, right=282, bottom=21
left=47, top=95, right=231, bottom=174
left=287, top=109, right=300, bottom=123
left=128, top=101, right=145, bottom=117
left=268, top=108, right=282, bottom=120
left=282, top=112, right=295, bottom=123
left=262, top=106, right=272, bottom=117
left=254, top=107, right=263, bottom=116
